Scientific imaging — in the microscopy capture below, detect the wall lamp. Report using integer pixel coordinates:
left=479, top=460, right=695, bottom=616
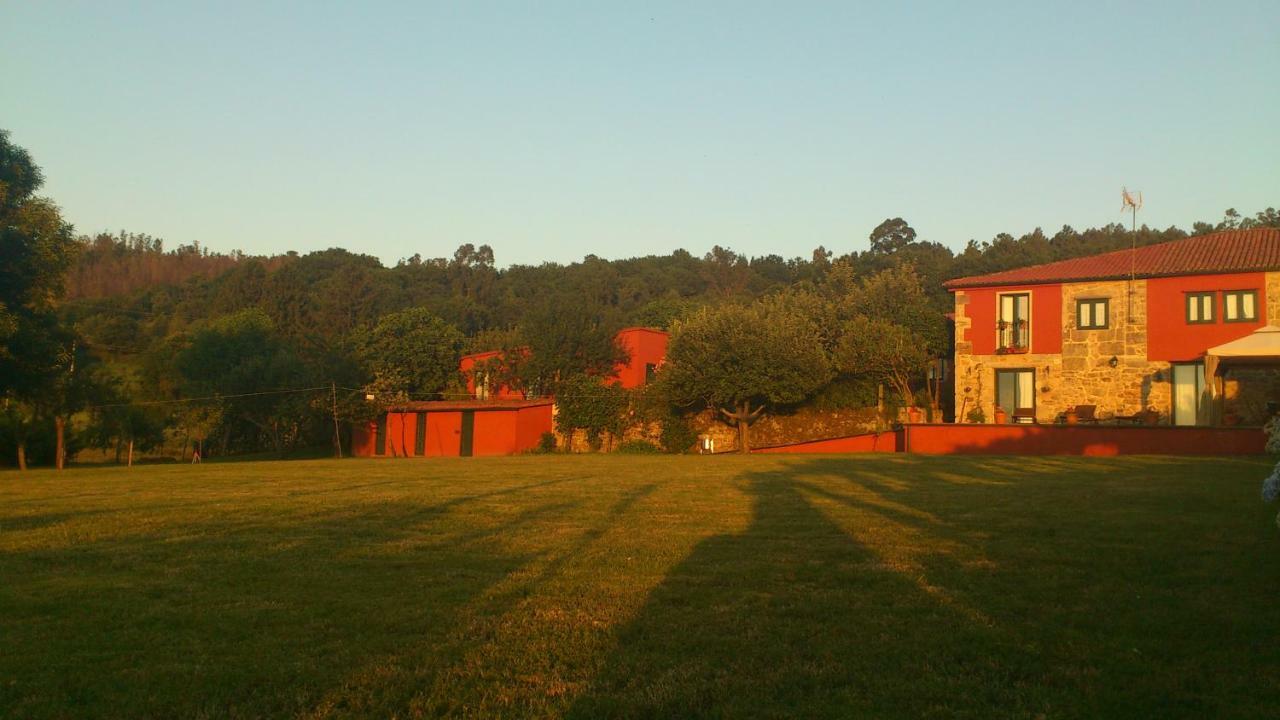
left=1108, top=356, right=1119, bottom=368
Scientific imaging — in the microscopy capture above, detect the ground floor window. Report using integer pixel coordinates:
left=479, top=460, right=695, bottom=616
left=1171, top=362, right=1208, bottom=426
left=995, top=369, right=1036, bottom=422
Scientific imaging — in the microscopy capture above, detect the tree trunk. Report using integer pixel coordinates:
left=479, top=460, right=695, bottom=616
left=55, top=416, right=65, bottom=470
left=721, top=401, right=763, bottom=454
left=127, top=439, right=134, bottom=468
left=17, top=442, right=27, bottom=471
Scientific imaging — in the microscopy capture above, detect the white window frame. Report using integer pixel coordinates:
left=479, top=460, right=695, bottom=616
left=997, top=291, right=1032, bottom=353
left=1077, top=297, right=1109, bottom=330
left=1223, top=290, right=1258, bottom=323
left=1186, top=292, right=1215, bottom=324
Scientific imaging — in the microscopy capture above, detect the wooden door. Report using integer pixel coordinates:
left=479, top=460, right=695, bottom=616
left=460, top=411, right=475, bottom=457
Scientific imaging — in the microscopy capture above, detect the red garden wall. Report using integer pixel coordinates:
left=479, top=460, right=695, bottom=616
left=754, top=424, right=1264, bottom=457
left=755, top=432, right=902, bottom=454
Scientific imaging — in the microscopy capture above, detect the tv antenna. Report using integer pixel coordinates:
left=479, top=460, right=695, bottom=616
left=1121, top=188, right=1142, bottom=232
left=1121, top=188, right=1142, bottom=322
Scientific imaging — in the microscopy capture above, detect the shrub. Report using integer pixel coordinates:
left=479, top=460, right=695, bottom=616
left=966, top=407, right=986, bottom=424
left=616, top=439, right=661, bottom=454
left=533, top=432, right=558, bottom=454
left=1262, top=417, right=1280, bottom=529
left=554, top=374, right=628, bottom=451
left=659, top=412, right=699, bottom=454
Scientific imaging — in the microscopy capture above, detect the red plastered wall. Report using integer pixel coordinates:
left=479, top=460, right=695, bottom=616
left=754, top=431, right=902, bottom=454
left=516, top=404, right=554, bottom=451
left=380, top=413, right=412, bottom=457
left=902, top=424, right=1264, bottom=456
left=425, top=412, right=462, bottom=456
left=611, top=328, right=669, bottom=389
left=1146, top=272, right=1266, bottom=362
left=351, top=422, right=377, bottom=456
left=961, top=284, right=1062, bottom=355
left=472, top=411, right=517, bottom=456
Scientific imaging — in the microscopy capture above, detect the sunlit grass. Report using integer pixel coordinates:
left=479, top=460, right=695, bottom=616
left=2, top=454, right=1277, bottom=718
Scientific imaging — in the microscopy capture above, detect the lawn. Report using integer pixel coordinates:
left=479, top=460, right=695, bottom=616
left=2, top=454, right=1278, bottom=718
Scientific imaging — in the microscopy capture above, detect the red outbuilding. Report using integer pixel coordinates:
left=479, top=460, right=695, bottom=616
left=351, top=400, right=554, bottom=457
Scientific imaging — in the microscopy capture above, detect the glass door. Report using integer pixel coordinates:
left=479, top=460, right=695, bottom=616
left=998, top=294, right=1030, bottom=351
left=995, top=369, right=1036, bottom=421
left=1172, top=363, right=1206, bottom=426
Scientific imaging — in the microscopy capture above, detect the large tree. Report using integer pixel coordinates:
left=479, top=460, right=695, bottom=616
left=835, top=316, right=933, bottom=416
left=175, top=309, right=314, bottom=455
left=868, top=217, right=917, bottom=255
left=356, top=307, right=464, bottom=402
left=661, top=302, right=832, bottom=453
left=0, top=130, right=80, bottom=468
left=844, top=264, right=949, bottom=356
left=504, top=296, right=627, bottom=398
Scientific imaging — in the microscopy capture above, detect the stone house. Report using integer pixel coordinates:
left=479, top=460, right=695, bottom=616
left=945, top=228, right=1280, bottom=426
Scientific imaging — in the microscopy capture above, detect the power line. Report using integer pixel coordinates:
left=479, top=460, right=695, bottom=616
left=59, top=297, right=189, bottom=320
left=86, top=385, right=330, bottom=410
left=339, top=387, right=648, bottom=402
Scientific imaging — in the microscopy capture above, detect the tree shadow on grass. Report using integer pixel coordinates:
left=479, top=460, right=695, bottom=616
left=568, top=456, right=1279, bottom=718
left=0, top=478, right=592, bottom=719
left=567, top=464, right=1044, bottom=719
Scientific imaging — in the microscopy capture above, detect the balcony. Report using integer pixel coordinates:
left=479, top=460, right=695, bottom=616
left=997, top=320, right=1029, bottom=354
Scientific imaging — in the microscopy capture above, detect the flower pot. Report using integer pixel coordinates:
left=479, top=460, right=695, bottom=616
left=1065, top=410, right=1078, bottom=425
left=993, top=407, right=1007, bottom=424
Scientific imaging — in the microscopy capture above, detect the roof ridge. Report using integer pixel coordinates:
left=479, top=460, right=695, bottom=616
left=944, top=228, right=1280, bottom=289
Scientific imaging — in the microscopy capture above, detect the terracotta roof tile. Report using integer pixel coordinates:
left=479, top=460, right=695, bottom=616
left=944, top=228, right=1280, bottom=289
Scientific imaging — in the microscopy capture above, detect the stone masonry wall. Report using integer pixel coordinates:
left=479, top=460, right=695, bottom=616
left=1267, top=271, right=1280, bottom=325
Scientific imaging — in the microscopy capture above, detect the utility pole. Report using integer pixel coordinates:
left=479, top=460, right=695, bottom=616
left=331, top=381, right=343, bottom=458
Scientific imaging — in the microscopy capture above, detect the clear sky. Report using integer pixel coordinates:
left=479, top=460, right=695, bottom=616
left=2, top=1, right=1277, bottom=267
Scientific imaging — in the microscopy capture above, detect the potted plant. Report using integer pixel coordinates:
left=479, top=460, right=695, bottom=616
left=993, top=405, right=1007, bottom=424
left=966, top=406, right=986, bottom=424
left=906, top=406, right=924, bottom=424
left=1064, top=407, right=1078, bottom=425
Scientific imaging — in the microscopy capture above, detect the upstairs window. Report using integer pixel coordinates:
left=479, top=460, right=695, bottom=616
left=1186, top=292, right=1215, bottom=324
left=998, top=293, right=1030, bottom=353
left=1224, top=290, right=1258, bottom=322
left=1077, top=298, right=1109, bottom=330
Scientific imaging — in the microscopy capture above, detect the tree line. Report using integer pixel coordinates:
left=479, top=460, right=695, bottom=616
left=3, top=128, right=1277, bottom=463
